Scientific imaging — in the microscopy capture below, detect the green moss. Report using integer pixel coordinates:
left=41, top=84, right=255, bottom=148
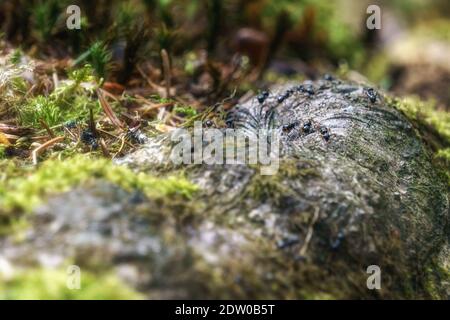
left=73, top=42, right=112, bottom=80
left=0, top=155, right=198, bottom=213
left=388, top=96, right=450, bottom=186
left=19, top=96, right=62, bottom=127
left=0, top=268, right=143, bottom=300
left=245, top=159, right=319, bottom=206
left=435, top=148, right=450, bottom=185
left=389, top=96, right=450, bottom=143
left=18, top=65, right=100, bottom=128
left=173, top=105, right=197, bottom=118
left=9, top=48, right=23, bottom=65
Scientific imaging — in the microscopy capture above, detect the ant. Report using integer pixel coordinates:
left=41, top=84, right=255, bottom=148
left=282, top=121, right=299, bottom=133
left=204, top=119, right=214, bottom=127
left=257, top=90, right=270, bottom=104
left=126, top=127, right=148, bottom=144
left=302, top=120, right=313, bottom=134
left=277, top=87, right=295, bottom=103
left=319, top=126, right=331, bottom=142
left=81, top=130, right=98, bottom=149
left=366, top=88, right=377, bottom=103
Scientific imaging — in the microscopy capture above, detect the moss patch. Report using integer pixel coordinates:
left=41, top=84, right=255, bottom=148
left=388, top=95, right=450, bottom=186
left=0, top=155, right=197, bottom=214
left=0, top=268, right=143, bottom=300
left=18, top=65, right=100, bottom=128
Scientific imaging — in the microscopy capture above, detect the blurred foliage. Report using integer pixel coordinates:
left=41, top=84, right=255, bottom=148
left=0, top=268, right=143, bottom=299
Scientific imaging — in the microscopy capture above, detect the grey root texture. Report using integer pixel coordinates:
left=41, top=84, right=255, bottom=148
left=3, top=79, right=449, bottom=299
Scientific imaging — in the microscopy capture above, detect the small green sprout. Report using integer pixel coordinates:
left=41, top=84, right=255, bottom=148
left=74, top=41, right=112, bottom=80
left=19, top=96, right=62, bottom=128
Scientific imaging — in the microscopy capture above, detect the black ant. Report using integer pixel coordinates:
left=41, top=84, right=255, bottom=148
left=257, top=90, right=270, bottom=104
left=366, top=88, right=377, bottom=103
left=319, top=126, right=331, bottom=141
left=303, top=120, right=313, bottom=134
left=277, top=87, right=295, bottom=103
left=225, top=113, right=234, bottom=128
left=295, top=84, right=314, bottom=96
left=304, top=85, right=315, bottom=95
left=277, top=93, right=288, bottom=103
left=282, top=121, right=299, bottom=133
left=204, top=119, right=214, bottom=127
left=81, top=130, right=98, bottom=149
left=330, top=231, right=345, bottom=250
left=63, top=120, right=78, bottom=129
left=126, top=127, right=148, bottom=144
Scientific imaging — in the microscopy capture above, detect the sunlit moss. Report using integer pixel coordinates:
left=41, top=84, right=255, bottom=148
left=173, top=105, right=197, bottom=118
left=19, top=96, right=62, bottom=127
left=0, top=268, right=143, bottom=300
left=388, top=96, right=450, bottom=186
left=73, top=42, right=112, bottom=80
left=18, top=65, right=100, bottom=128
left=0, top=155, right=198, bottom=213
left=389, top=96, right=450, bottom=143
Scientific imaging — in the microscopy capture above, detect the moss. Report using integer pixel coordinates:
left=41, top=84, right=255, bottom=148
left=435, top=148, right=450, bottom=185
left=9, top=48, right=23, bottom=65
left=19, top=96, right=62, bottom=127
left=0, top=267, right=143, bottom=300
left=0, top=155, right=197, bottom=214
left=422, top=263, right=450, bottom=300
left=73, top=42, right=112, bottom=80
left=388, top=96, right=450, bottom=186
left=245, top=159, right=319, bottom=206
left=18, top=65, right=101, bottom=128
left=173, top=105, right=197, bottom=118
left=389, top=96, right=450, bottom=143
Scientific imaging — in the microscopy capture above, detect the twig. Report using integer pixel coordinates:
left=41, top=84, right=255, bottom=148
left=138, top=102, right=173, bottom=115
left=161, top=49, right=171, bottom=99
left=88, top=107, right=97, bottom=137
left=137, top=65, right=164, bottom=91
left=32, top=136, right=64, bottom=165
left=112, top=135, right=126, bottom=159
left=39, top=119, right=55, bottom=138
left=299, top=207, right=320, bottom=256
left=97, top=88, right=124, bottom=130
left=99, top=138, right=110, bottom=157
left=96, top=128, right=134, bottom=148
